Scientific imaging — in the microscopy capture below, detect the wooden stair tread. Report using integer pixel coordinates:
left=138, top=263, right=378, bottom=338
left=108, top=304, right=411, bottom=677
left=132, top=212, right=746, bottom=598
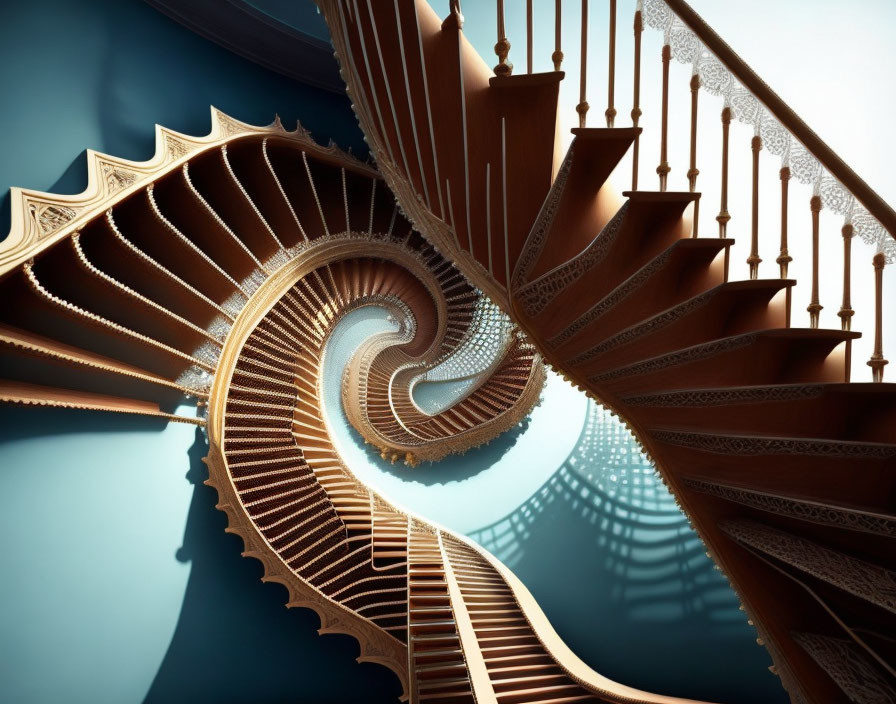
left=489, top=71, right=565, bottom=89
left=622, top=189, right=701, bottom=202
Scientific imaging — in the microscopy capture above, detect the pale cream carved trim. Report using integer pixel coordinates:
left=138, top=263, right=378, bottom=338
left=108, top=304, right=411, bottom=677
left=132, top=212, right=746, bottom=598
left=205, top=240, right=417, bottom=699
left=0, top=107, right=376, bottom=279
left=207, top=237, right=711, bottom=704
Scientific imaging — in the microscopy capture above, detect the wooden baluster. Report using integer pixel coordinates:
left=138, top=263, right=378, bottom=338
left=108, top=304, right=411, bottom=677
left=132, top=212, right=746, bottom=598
left=631, top=5, right=643, bottom=189
left=606, top=0, right=617, bottom=127
left=717, top=106, right=732, bottom=280
left=553, top=0, right=563, bottom=70
left=494, top=0, right=512, bottom=77
left=777, top=167, right=792, bottom=277
left=450, top=0, right=464, bottom=26
left=687, top=72, right=700, bottom=237
left=527, top=0, right=534, bottom=73
left=748, top=134, right=762, bottom=279
left=868, top=251, right=888, bottom=382
left=807, top=195, right=823, bottom=328
left=577, top=0, right=589, bottom=127
left=778, top=167, right=793, bottom=327
left=657, top=43, right=671, bottom=191
left=838, top=223, right=855, bottom=331
left=839, top=222, right=855, bottom=380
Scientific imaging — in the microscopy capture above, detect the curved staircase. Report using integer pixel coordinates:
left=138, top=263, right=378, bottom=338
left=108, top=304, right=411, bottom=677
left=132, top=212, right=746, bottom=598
left=319, top=0, right=896, bottom=701
left=0, top=108, right=723, bottom=703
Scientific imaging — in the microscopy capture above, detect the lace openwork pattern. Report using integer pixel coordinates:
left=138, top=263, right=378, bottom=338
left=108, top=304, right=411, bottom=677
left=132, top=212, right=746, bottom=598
left=515, top=203, right=630, bottom=319
left=641, top=0, right=895, bottom=263
left=621, top=384, right=827, bottom=407
left=415, top=295, right=515, bottom=383
left=720, top=520, right=896, bottom=614
left=588, top=332, right=758, bottom=383
left=653, top=429, right=896, bottom=460
left=683, top=478, right=896, bottom=537
left=791, top=633, right=896, bottom=703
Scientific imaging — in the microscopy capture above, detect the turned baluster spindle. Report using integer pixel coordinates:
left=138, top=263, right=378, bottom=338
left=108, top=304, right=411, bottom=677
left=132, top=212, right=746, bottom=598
left=553, top=0, right=563, bottom=70
left=868, top=251, right=888, bottom=382
left=606, top=0, right=617, bottom=127
left=527, top=0, right=534, bottom=74
left=777, top=167, right=793, bottom=327
left=657, top=44, right=671, bottom=191
left=838, top=223, right=855, bottom=330
left=777, top=167, right=792, bottom=277
left=577, top=0, right=590, bottom=127
left=717, top=106, right=732, bottom=279
left=450, top=0, right=464, bottom=26
left=807, top=195, right=823, bottom=328
left=687, top=72, right=700, bottom=237
left=494, top=0, right=512, bottom=77
left=747, top=134, right=762, bottom=279
left=631, top=6, right=643, bottom=189
left=839, top=223, right=855, bottom=380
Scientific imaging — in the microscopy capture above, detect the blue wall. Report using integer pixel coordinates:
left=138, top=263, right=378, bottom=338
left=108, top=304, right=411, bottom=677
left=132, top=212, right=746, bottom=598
left=0, top=2, right=788, bottom=703
left=0, top=2, right=400, bottom=703
left=0, top=0, right=365, bottom=242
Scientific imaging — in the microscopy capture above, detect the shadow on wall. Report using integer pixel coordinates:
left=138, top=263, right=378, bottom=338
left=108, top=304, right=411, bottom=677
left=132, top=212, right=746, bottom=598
left=0, top=407, right=402, bottom=703
left=0, top=0, right=365, bottom=242
left=144, top=428, right=402, bottom=704
left=467, top=403, right=790, bottom=704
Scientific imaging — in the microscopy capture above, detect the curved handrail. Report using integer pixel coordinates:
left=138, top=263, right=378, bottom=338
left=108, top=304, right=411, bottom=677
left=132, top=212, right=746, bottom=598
left=661, top=0, right=896, bottom=239
left=640, top=0, right=894, bottom=262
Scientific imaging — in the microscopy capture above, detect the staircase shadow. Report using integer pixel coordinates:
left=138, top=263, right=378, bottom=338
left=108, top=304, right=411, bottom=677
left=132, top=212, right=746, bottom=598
left=143, top=427, right=402, bottom=704
left=467, top=403, right=790, bottom=704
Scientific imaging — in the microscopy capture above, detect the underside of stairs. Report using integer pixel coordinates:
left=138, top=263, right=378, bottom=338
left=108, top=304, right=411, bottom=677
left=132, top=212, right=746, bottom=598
left=319, top=1, right=896, bottom=701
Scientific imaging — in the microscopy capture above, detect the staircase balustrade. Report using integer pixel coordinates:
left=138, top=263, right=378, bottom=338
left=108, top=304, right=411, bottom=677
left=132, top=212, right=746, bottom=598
left=474, top=0, right=891, bottom=381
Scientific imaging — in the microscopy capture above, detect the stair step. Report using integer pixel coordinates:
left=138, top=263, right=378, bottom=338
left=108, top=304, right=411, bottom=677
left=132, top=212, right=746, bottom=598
left=489, top=71, right=565, bottom=89
left=547, top=236, right=733, bottom=350
left=620, top=382, right=896, bottom=444
left=649, top=427, right=896, bottom=461
left=494, top=683, right=588, bottom=702
left=593, top=328, right=859, bottom=395
left=515, top=128, right=642, bottom=286
left=567, top=279, right=794, bottom=374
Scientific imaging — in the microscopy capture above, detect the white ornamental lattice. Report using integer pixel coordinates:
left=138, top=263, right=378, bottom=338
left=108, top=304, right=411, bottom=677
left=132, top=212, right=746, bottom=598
left=641, top=0, right=895, bottom=263
left=419, top=294, right=515, bottom=383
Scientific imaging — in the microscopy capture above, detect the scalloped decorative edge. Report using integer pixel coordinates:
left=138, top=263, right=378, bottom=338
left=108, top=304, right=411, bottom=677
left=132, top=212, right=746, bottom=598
left=204, top=240, right=416, bottom=700
left=0, top=107, right=376, bottom=279
left=206, top=237, right=719, bottom=704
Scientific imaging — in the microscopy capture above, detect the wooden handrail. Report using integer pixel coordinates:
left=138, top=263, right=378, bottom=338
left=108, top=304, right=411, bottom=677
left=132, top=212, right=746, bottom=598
left=663, top=0, right=896, bottom=239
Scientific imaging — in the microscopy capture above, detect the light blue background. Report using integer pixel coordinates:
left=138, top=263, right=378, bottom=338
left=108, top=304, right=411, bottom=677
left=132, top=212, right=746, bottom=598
left=5, top=0, right=891, bottom=702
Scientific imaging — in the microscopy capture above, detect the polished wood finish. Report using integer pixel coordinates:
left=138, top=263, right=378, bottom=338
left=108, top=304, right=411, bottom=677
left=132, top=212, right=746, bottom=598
left=687, top=73, right=700, bottom=237
left=748, top=135, right=762, bottom=279
left=656, top=43, right=671, bottom=191
left=605, top=0, right=617, bottom=127
left=526, top=0, right=533, bottom=74
left=631, top=8, right=643, bottom=190
left=808, top=195, right=823, bottom=328
left=577, top=0, right=589, bottom=128
left=315, top=3, right=896, bottom=701
left=869, top=252, right=888, bottom=382
left=494, top=0, right=511, bottom=76
left=777, top=167, right=792, bottom=278
left=552, top=0, right=563, bottom=70
left=664, top=0, right=896, bottom=237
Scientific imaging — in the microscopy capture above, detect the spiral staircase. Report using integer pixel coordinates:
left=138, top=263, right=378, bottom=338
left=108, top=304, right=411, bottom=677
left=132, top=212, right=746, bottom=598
left=316, top=0, right=896, bottom=702
left=1, top=1, right=894, bottom=703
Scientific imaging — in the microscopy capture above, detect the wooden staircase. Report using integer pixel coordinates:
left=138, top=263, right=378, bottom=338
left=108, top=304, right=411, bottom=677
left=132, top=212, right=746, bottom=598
left=319, top=0, right=896, bottom=701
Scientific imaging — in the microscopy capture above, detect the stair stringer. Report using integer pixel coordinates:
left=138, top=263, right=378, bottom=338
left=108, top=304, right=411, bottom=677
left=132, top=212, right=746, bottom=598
left=318, top=0, right=563, bottom=315
left=203, top=445, right=411, bottom=699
